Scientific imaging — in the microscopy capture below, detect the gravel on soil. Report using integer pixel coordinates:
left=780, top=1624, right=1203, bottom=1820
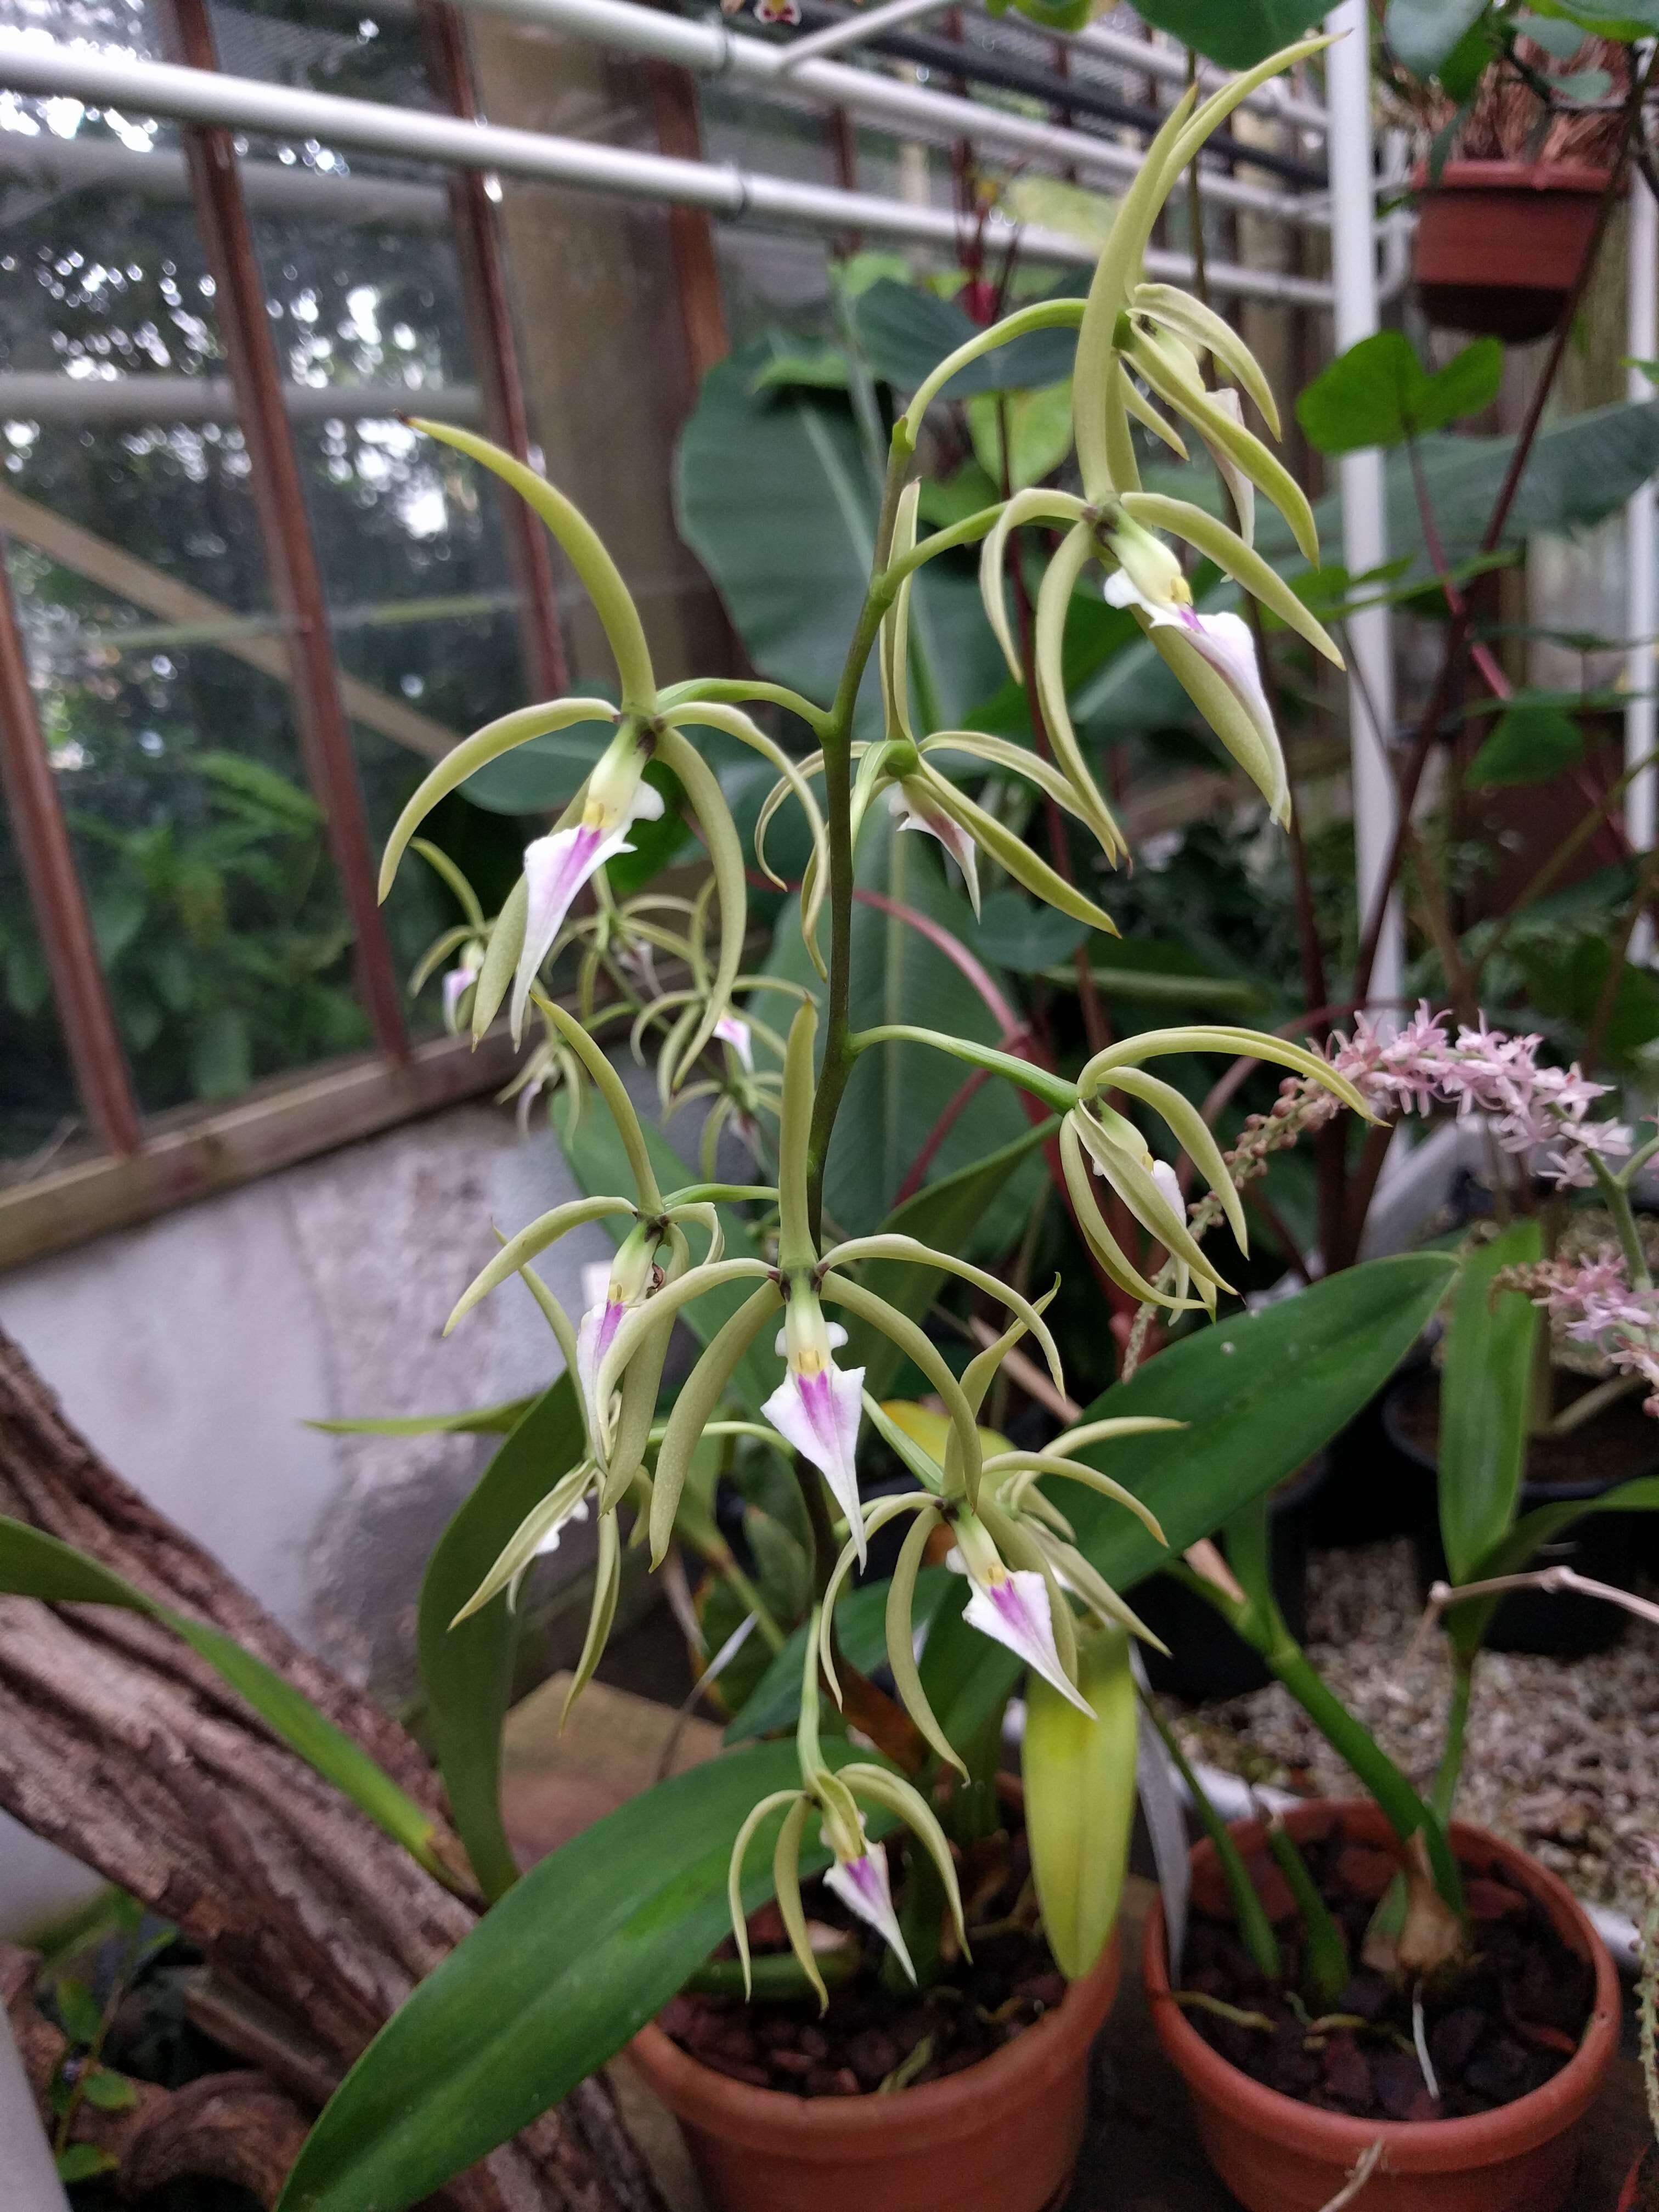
left=1163, top=1539, right=1659, bottom=1923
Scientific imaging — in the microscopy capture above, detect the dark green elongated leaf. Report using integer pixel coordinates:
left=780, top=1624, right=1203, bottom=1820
left=1531, top=0, right=1659, bottom=36
left=851, top=278, right=1083, bottom=399
left=966, top=889, right=1088, bottom=974
left=1128, top=0, right=1325, bottom=68
left=1437, top=1221, right=1541, bottom=1586
left=0, top=1517, right=450, bottom=1884
left=274, top=1739, right=895, bottom=2212
left=1450, top=1471, right=1659, bottom=1653
left=308, top=1396, right=537, bottom=1437
left=724, top=1565, right=954, bottom=1742
left=1465, top=698, right=1585, bottom=786
left=1296, top=331, right=1503, bottom=454
left=1386, top=0, right=1491, bottom=78
left=415, top=1378, right=586, bottom=1901
left=737, top=1255, right=1458, bottom=1740
left=675, top=338, right=1006, bottom=738
left=556, top=1099, right=776, bottom=1418
left=835, top=1117, right=1057, bottom=1396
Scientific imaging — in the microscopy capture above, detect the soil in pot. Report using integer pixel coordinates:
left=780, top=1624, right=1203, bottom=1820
left=658, top=1823, right=1065, bottom=2097
left=1177, top=1812, right=1596, bottom=2125
left=1387, top=1367, right=1658, bottom=1656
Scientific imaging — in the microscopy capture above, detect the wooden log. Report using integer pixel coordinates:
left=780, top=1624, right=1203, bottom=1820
left=0, top=1325, right=664, bottom=2212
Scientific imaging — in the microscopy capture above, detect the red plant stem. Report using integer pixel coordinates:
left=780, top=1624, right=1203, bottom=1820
left=893, top=1064, right=991, bottom=1204
left=850, top=885, right=1020, bottom=1032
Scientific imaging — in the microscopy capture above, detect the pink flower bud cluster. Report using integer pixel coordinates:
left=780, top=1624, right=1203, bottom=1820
left=1502, top=1255, right=1659, bottom=1417
left=1321, top=1003, right=1633, bottom=1190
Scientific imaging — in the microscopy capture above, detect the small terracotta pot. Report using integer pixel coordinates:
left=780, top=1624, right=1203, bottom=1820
left=1144, top=1799, right=1620, bottom=2212
left=629, top=1931, right=1120, bottom=2212
left=1414, top=161, right=1618, bottom=342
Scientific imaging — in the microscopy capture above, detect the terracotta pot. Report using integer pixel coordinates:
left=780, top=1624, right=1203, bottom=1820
left=1414, top=161, right=1618, bottom=342
left=1144, top=1799, right=1620, bottom=2212
left=1621, top=2148, right=1656, bottom=2210
left=629, top=1930, right=1120, bottom=2212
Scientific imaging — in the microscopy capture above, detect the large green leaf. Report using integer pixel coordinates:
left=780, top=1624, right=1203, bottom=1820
left=1128, top=0, right=1327, bottom=68
left=750, top=819, right=1035, bottom=1239
left=1385, top=0, right=1492, bottom=78
left=1436, top=1221, right=1541, bottom=1587
left=837, top=1116, right=1057, bottom=1396
left=733, top=1254, right=1458, bottom=1741
left=415, top=1378, right=586, bottom=1901
left=274, top=1739, right=896, bottom=2212
left=724, top=1566, right=955, bottom=1743
left=1296, top=332, right=1503, bottom=454
left=0, top=1517, right=450, bottom=1885
left=675, top=337, right=1006, bottom=737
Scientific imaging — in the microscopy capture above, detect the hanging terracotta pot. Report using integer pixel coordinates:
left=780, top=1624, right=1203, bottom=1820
left=1413, top=161, right=1618, bottom=342
left=1144, top=1798, right=1620, bottom=2212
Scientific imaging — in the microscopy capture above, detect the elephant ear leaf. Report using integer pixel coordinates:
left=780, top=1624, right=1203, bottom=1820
left=0, top=1516, right=454, bottom=1887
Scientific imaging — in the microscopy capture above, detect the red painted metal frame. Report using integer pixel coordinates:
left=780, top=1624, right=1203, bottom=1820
left=645, top=51, right=730, bottom=385
left=416, top=0, right=571, bottom=701
left=157, top=0, right=409, bottom=1063
left=0, top=539, right=143, bottom=1156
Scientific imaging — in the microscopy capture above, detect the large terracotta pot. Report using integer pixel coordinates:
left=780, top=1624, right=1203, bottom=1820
left=629, top=1929, right=1120, bottom=2212
left=1144, top=1799, right=1619, bottom=2212
left=1414, top=161, right=1616, bottom=342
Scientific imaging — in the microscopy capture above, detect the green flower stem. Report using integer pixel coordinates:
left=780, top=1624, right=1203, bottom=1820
left=1172, top=1559, right=1463, bottom=1916
left=1143, top=1696, right=1281, bottom=1982
left=879, top=503, right=1007, bottom=588
left=849, top=1025, right=1077, bottom=1114
left=1592, top=1150, right=1651, bottom=1289
left=803, top=438, right=912, bottom=1243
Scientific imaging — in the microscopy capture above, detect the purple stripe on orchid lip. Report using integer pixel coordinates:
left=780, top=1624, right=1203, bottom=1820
left=963, top=1568, right=1096, bottom=1717
left=576, top=1294, right=629, bottom=1427
left=824, top=1846, right=914, bottom=1981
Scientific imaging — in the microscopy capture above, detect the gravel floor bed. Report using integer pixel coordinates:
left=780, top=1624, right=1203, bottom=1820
left=1164, top=1540, right=1659, bottom=1922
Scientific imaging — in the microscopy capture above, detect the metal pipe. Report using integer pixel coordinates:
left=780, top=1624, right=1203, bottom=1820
left=438, top=0, right=1324, bottom=224
left=1326, top=0, right=1403, bottom=1024
left=0, top=35, right=1337, bottom=301
left=776, top=0, right=951, bottom=69
left=0, top=373, right=482, bottom=424
left=0, top=133, right=452, bottom=224
left=1627, top=151, right=1656, bottom=968
left=155, top=0, right=409, bottom=1063
left=0, top=539, right=144, bottom=1156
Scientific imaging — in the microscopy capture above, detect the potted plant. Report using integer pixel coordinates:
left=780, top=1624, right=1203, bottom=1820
left=1127, top=1028, right=1659, bottom=2209
left=1384, top=2, right=1630, bottom=342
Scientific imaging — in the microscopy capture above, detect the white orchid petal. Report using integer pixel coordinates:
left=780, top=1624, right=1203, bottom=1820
left=888, top=784, right=980, bottom=917
left=963, top=1569, right=1094, bottom=1716
left=713, top=1013, right=755, bottom=1073
left=576, top=1295, right=628, bottom=1432
left=1102, top=569, right=1150, bottom=613
left=763, top=1359, right=867, bottom=1562
left=442, top=963, right=476, bottom=1035
left=824, top=1844, right=914, bottom=1981
left=510, top=825, right=634, bottom=1042
left=1152, top=607, right=1278, bottom=758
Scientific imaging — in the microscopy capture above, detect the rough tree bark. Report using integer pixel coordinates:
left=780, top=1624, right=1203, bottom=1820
left=0, top=1324, right=664, bottom=2212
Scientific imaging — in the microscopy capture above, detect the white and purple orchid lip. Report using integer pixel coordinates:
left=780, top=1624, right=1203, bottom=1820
left=576, top=1295, right=630, bottom=1430
left=764, top=1315, right=867, bottom=1561
left=824, top=1844, right=914, bottom=1980
left=509, top=782, right=665, bottom=1042
left=963, top=1568, right=1095, bottom=1716
left=888, top=782, right=980, bottom=916
left=714, top=1014, right=754, bottom=1073
left=443, top=963, right=478, bottom=1035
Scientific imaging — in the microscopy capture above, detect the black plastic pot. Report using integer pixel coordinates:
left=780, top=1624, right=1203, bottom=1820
left=1134, top=1457, right=1327, bottom=1702
left=1299, top=1348, right=1438, bottom=1547
left=1383, top=1373, right=1655, bottom=1659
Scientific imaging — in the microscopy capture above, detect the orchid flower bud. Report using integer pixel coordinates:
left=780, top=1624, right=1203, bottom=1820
left=510, top=727, right=664, bottom=1042
left=577, top=1218, right=669, bottom=1435
left=763, top=1280, right=868, bottom=1560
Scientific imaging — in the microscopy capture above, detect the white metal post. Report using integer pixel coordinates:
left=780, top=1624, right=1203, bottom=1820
left=1325, top=1, right=1403, bottom=1018
left=1628, top=161, right=1657, bottom=962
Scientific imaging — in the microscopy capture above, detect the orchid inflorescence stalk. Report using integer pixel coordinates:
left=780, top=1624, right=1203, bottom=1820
left=380, top=32, right=1378, bottom=1998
